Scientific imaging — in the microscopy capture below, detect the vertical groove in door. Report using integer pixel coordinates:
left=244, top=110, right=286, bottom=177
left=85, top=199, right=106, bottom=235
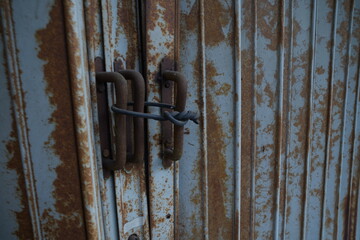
left=179, top=0, right=360, bottom=239
left=63, top=1, right=104, bottom=238
left=348, top=2, right=360, bottom=233
left=282, top=0, right=294, bottom=238
left=199, top=0, right=209, bottom=238
left=251, top=0, right=258, bottom=238
left=320, top=0, right=337, bottom=237
left=302, top=0, right=317, bottom=238
left=233, top=0, right=241, bottom=238
left=0, top=2, right=42, bottom=238
left=353, top=68, right=360, bottom=238
left=273, top=0, right=285, bottom=238
left=350, top=62, right=360, bottom=240
left=240, top=0, right=255, bottom=238
left=336, top=0, right=355, bottom=239
left=349, top=55, right=360, bottom=240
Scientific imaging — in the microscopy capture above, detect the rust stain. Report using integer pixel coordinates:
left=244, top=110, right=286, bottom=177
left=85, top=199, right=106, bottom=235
left=206, top=61, right=232, bottom=239
left=316, top=66, right=326, bottom=75
left=146, top=1, right=176, bottom=35
left=353, top=12, right=360, bottom=65
left=185, top=0, right=232, bottom=47
left=325, top=209, right=333, bottom=229
left=145, top=0, right=176, bottom=78
left=257, top=1, right=281, bottom=51
left=84, top=0, right=100, bottom=55
left=337, top=20, right=351, bottom=68
left=206, top=62, right=221, bottom=88
left=1, top=2, right=35, bottom=238
left=279, top=9, right=292, bottom=230
left=255, top=60, right=265, bottom=106
left=204, top=0, right=231, bottom=46
left=342, top=0, right=353, bottom=16
left=215, top=83, right=231, bottom=96
left=35, top=0, right=86, bottom=238
left=340, top=195, right=350, bottom=239
left=116, top=0, right=138, bottom=69
left=63, top=0, right=102, bottom=235
left=348, top=154, right=360, bottom=240
left=5, top=108, right=34, bottom=239
left=240, top=46, right=254, bottom=240
left=264, top=83, right=275, bottom=108
left=205, top=61, right=233, bottom=96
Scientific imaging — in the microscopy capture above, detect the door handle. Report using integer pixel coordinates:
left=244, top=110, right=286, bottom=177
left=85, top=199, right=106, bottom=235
left=96, top=72, right=127, bottom=170
left=96, top=67, right=198, bottom=170
left=111, top=70, right=198, bottom=168
left=161, top=71, right=187, bottom=162
left=118, top=70, right=145, bottom=164
left=96, top=71, right=146, bottom=170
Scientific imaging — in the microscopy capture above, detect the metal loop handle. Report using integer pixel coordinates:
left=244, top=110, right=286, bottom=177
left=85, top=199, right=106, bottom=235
left=118, top=70, right=145, bottom=164
left=96, top=72, right=127, bottom=170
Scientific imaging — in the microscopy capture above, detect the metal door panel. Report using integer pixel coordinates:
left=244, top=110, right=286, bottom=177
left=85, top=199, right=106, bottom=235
left=240, top=0, right=360, bottom=239
left=326, top=1, right=358, bottom=239
left=83, top=1, right=119, bottom=239
left=282, top=0, right=314, bottom=238
left=0, top=32, right=33, bottom=240
left=62, top=1, right=106, bottom=238
left=142, top=1, right=180, bottom=239
left=178, top=0, right=240, bottom=239
left=250, top=1, right=282, bottom=238
left=94, top=0, right=150, bottom=239
left=2, top=0, right=360, bottom=239
left=179, top=0, right=360, bottom=239
left=178, top=1, right=207, bottom=238
left=0, top=0, right=88, bottom=238
left=1, top=0, right=106, bottom=238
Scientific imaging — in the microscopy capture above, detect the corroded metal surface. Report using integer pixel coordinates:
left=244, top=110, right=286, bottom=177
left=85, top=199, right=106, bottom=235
left=97, top=0, right=150, bottom=239
left=0, top=23, right=34, bottom=240
left=63, top=0, right=104, bottom=238
left=84, top=1, right=119, bottom=239
left=0, top=0, right=91, bottom=238
left=144, top=0, right=180, bottom=239
left=1, top=0, right=360, bottom=239
left=241, top=0, right=360, bottom=239
left=179, top=0, right=360, bottom=239
left=179, top=0, right=239, bottom=239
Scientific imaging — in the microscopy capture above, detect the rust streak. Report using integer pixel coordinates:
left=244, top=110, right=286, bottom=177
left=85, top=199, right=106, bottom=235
left=116, top=0, right=138, bottom=69
left=5, top=106, right=34, bottom=239
left=35, top=0, right=86, bottom=238
left=206, top=61, right=232, bottom=239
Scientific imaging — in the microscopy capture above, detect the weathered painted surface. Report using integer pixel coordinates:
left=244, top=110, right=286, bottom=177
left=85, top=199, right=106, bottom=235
left=0, top=0, right=88, bottom=238
left=63, top=0, right=105, bottom=238
left=179, top=0, right=239, bottom=239
left=178, top=0, right=360, bottom=239
left=0, top=24, right=33, bottom=240
left=92, top=0, right=150, bottom=239
left=0, top=0, right=105, bottom=238
left=242, top=0, right=360, bottom=239
left=2, top=0, right=360, bottom=239
left=143, top=1, right=180, bottom=239
left=84, top=0, right=120, bottom=239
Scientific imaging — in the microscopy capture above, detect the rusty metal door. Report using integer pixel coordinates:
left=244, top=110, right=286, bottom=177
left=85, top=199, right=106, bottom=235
left=143, top=0, right=360, bottom=239
left=0, top=0, right=150, bottom=239
left=0, top=0, right=104, bottom=239
left=2, top=0, right=360, bottom=240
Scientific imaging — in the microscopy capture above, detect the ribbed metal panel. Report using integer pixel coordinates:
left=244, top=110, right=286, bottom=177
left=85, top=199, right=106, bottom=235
left=1, top=0, right=359, bottom=239
left=179, top=0, right=360, bottom=239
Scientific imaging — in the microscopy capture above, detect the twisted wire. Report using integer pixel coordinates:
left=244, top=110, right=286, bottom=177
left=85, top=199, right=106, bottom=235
left=111, top=102, right=199, bottom=127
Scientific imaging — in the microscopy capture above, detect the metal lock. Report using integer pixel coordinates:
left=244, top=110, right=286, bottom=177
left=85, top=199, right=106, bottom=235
left=95, top=57, right=198, bottom=170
